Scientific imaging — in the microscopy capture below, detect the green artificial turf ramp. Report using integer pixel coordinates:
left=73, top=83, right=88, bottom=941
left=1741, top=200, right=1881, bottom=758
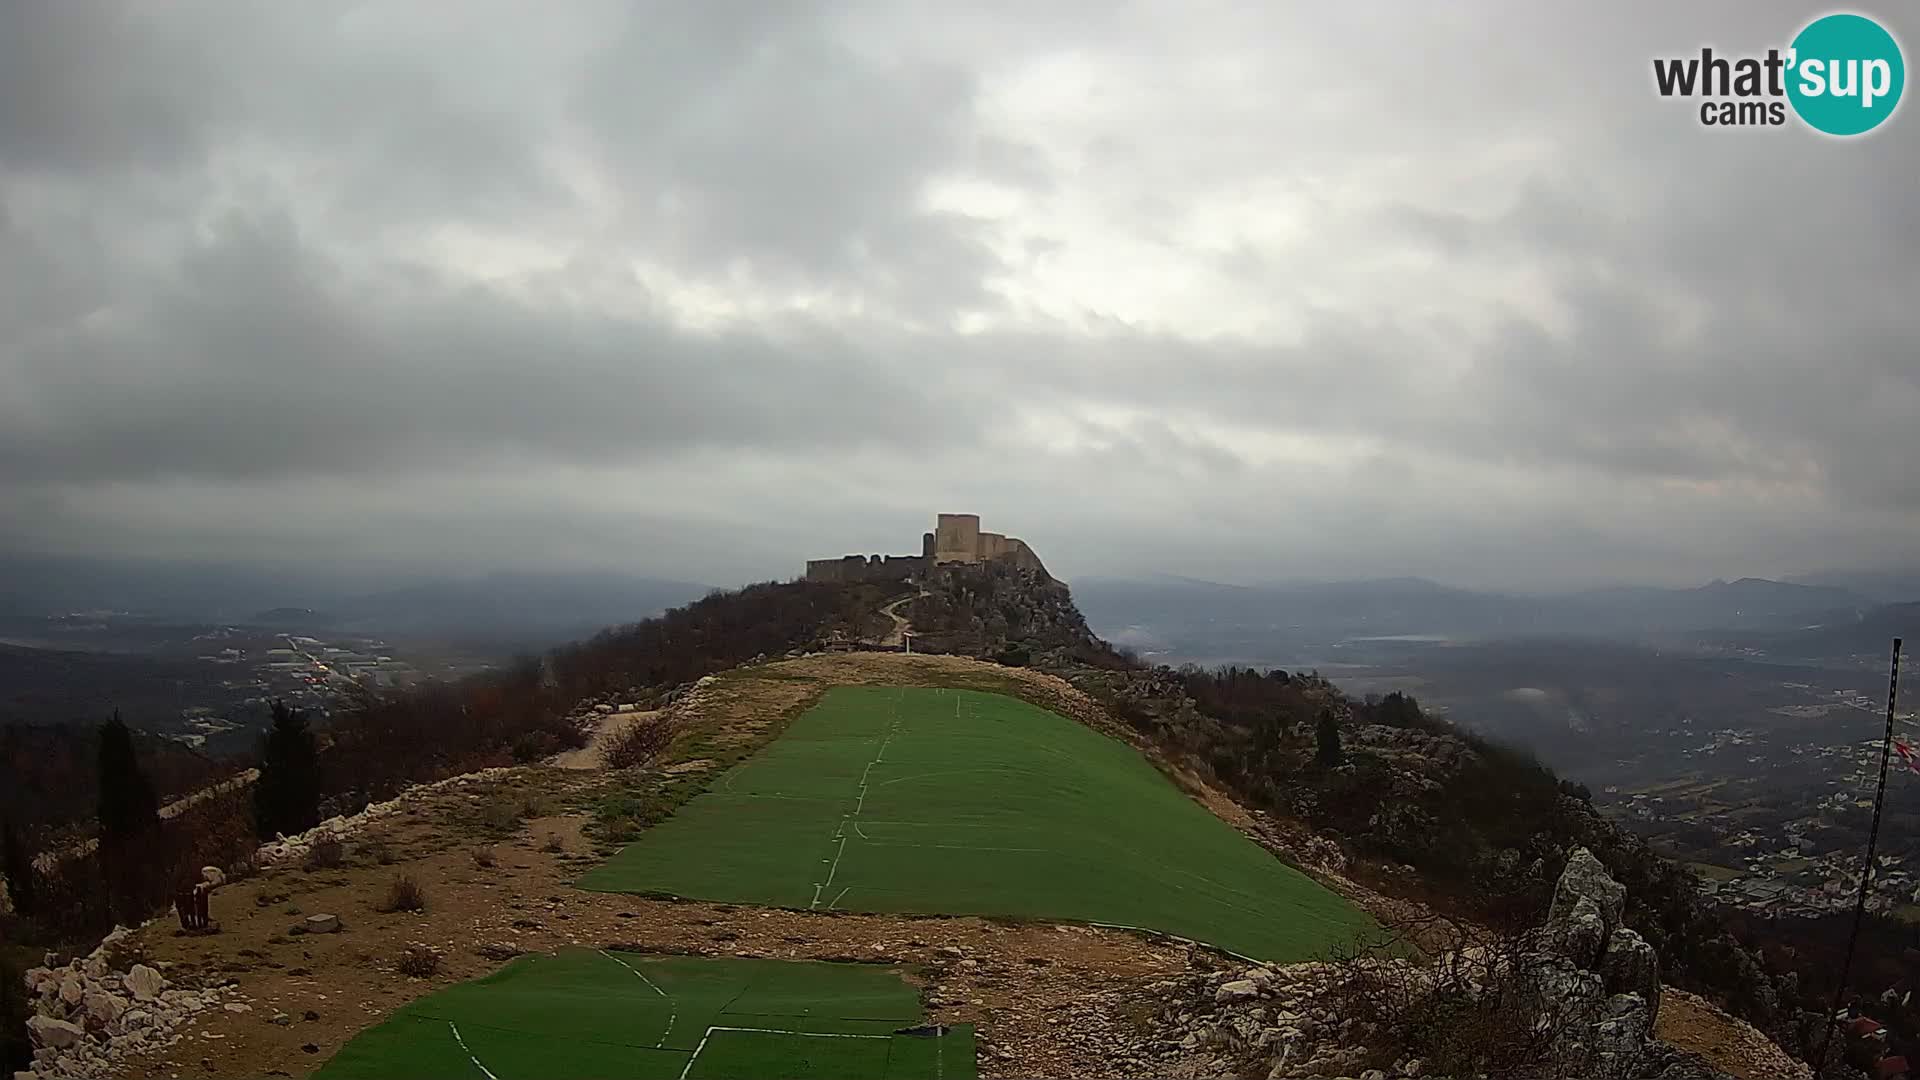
left=313, top=950, right=974, bottom=1080
left=578, top=686, right=1373, bottom=960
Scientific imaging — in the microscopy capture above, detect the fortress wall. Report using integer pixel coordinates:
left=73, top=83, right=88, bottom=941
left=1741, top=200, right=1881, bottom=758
left=997, top=538, right=1050, bottom=579
left=804, top=554, right=925, bottom=584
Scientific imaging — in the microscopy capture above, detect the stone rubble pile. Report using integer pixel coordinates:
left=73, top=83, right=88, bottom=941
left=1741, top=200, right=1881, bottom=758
left=16, top=926, right=245, bottom=1080
left=1136, top=848, right=1742, bottom=1080
left=253, top=766, right=519, bottom=865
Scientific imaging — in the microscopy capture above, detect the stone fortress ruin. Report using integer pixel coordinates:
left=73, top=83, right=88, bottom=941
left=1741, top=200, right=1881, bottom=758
left=804, top=513, right=1050, bottom=584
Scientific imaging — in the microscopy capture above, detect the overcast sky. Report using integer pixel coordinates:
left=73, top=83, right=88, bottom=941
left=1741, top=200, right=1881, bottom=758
left=2, top=1, right=1916, bottom=590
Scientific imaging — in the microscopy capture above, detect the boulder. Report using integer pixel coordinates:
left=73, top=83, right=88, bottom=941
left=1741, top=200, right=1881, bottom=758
left=304, top=913, right=342, bottom=934
left=123, top=965, right=165, bottom=1002
left=57, top=978, right=82, bottom=1007
left=82, top=991, right=125, bottom=1024
left=1602, top=929, right=1662, bottom=1021
left=1548, top=848, right=1625, bottom=941
left=1214, top=979, right=1260, bottom=1004
left=25, top=1017, right=83, bottom=1050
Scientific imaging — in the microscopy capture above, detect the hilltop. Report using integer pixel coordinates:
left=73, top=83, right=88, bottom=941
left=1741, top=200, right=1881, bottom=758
left=3, top=559, right=1859, bottom=1078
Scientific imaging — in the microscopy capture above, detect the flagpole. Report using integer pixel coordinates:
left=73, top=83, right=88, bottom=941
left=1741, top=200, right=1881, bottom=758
left=1815, top=637, right=1903, bottom=1074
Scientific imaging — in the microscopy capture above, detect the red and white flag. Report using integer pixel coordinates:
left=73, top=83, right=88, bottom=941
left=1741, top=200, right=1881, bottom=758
left=1895, top=739, right=1920, bottom=775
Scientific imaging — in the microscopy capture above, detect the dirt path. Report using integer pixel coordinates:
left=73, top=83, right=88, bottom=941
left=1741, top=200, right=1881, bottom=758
left=548, top=708, right=661, bottom=769
left=875, top=590, right=924, bottom=648
left=1656, top=988, right=1813, bottom=1080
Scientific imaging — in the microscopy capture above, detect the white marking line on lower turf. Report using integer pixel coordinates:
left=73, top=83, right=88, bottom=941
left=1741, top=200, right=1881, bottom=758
left=447, top=1021, right=500, bottom=1080
left=598, top=949, right=676, bottom=1048
left=677, top=1026, right=893, bottom=1080
left=828, top=885, right=851, bottom=910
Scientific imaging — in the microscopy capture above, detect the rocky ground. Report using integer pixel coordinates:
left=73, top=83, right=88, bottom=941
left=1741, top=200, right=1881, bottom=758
left=17, top=652, right=1812, bottom=1080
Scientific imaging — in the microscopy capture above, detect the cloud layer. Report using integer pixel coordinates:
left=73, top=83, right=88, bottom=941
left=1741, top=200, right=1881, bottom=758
left=3, top=1, right=1916, bottom=588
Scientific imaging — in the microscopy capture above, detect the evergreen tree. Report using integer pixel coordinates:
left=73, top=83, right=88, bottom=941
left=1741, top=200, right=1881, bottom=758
left=0, top=949, right=29, bottom=1074
left=96, top=710, right=162, bottom=922
left=1315, top=709, right=1344, bottom=767
left=97, top=711, right=160, bottom=845
left=254, top=700, right=321, bottom=840
left=1, top=818, right=33, bottom=916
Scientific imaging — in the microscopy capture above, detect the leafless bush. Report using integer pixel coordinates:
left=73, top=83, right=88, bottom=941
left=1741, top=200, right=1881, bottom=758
left=396, top=945, right=442, bottom=977
left=603, top=718, right=676, bottom=770
left=541, top=834, right=565, bottom=854
left=1326, top=922, right=1598, bottom=1079
left=470, top=845, right=496, bottom=869
left=303, top=837, right=345, bottom=871
left=378, top=874, right=426, bottom=913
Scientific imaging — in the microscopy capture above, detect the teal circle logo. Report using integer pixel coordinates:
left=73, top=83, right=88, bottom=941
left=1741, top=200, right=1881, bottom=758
left=1787, top=13, right=1905, bottom=135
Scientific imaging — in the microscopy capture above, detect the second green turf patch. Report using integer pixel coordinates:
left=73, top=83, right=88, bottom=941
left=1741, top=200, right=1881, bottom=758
left=314, top=950, right=971, bottom=1080
left=579, top=686, right=1372, bottom=961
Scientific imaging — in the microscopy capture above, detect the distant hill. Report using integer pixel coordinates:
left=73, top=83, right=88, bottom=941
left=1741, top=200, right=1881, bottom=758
left=1786, top=569, right=1920, bottom=605
left=1071, top=574, right=1872, bottom=657
left=327, top=572, right=713, bottom=648
left=0, top=554, right=712, bottom=652
left=1719, top=601, right=1919, bottom=661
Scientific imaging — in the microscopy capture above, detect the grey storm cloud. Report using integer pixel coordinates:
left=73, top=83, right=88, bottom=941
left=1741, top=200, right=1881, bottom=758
left=1, top=0, right=1917, bottom=588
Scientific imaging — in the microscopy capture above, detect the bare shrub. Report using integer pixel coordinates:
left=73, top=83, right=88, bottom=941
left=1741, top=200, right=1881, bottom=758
left=600, top=815, right=641, bottom=844
left=303, top=837, right=345, bottom=872
left=1326, top=922, right=1606, bottom=1080
left=477, top=793, right=521, bottom=833
left=470, top=845, right=496, bottom=869
left=377, top=874, right=426, bottom=914
left=359, top=839, right=394, bottom=866
left=396, top=945, right=442, bottom=977
left=603, top=718, right=676, bottom=770
left=541, top=834, right=565, bottom=854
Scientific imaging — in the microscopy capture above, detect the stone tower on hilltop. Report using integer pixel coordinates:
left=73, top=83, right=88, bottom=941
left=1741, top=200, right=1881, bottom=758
left=804, top=513, right=1050, bottom=583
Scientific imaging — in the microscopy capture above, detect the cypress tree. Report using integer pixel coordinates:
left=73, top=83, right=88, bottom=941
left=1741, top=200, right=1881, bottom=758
left=1315, top=709, right=1344, bottom=767
left=1, top=819, right=33, bottom=916
left=1, top=948, right=30, bottom=1073
left=97, top=710, right=160, bottom=845
left=97, top=710, right=162, bottom=922
left=254, top=700, right=321, bottom=840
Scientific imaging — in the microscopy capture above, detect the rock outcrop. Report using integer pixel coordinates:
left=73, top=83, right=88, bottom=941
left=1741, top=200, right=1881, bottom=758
left=17, top=926, right=246, bottom=1079
left=1137, top=847, right=1745, bottom=1079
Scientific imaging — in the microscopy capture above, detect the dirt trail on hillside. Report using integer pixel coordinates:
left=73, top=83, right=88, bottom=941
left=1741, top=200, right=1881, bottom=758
left=1657, top=988, right=1813, bottom=1079
left=875, top=590, right=925, bottom=647
left=548, top=708, right=661, bottom=769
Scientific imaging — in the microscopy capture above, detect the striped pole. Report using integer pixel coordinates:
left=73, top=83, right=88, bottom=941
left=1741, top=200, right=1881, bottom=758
left=1815, top=637, right=1902, bottom=1074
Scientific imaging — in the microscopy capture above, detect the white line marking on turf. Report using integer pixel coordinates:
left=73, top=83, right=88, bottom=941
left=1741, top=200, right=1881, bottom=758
left=828, top=885, right=851, bottom=910
left=599, top=949, right=676, bottom=1048
left=809, top=697, right=903, bottom=908
left=678, top=1025, right=893, bottom=1080
left=447, top=1021, right=499, bottom=1080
